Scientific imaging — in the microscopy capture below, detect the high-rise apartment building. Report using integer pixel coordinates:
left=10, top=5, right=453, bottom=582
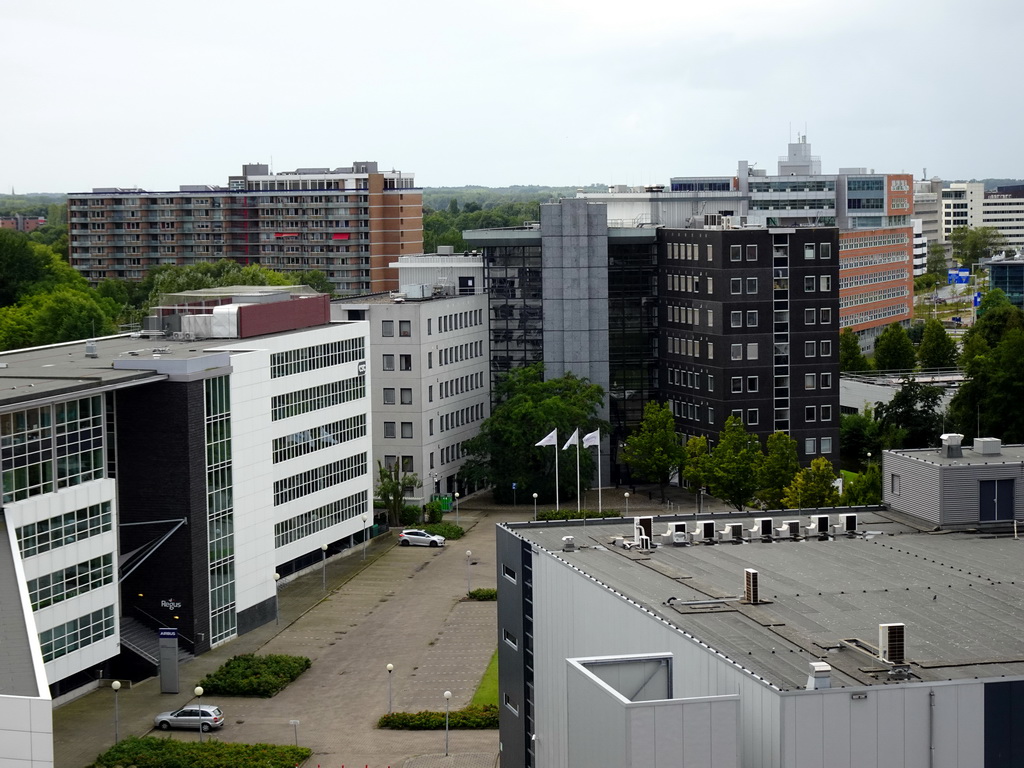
left=68, top=162, right=421, bottom=295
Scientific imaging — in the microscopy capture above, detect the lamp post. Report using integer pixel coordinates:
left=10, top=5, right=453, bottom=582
left=274, top=572, right=281, bottom=625
left=111, top=680, right=121, bottom=743
left=361, top=513, right=368, bottom=560
left=443, top=690, right=452, bottom=756
left=454, top=492, right=460, bottom=528
left=624, top=492, right=630, bottom=518
left=465, top=550, right=473, bottom=594
left=386, top=663, right=394, bottom=713
left=533, top=492, right=538, bottom=521
left=194, top=686, right=204, bottom=743
left=320, top=544, right=328, bottom=591
left=430, top=471, right=438, bottom=495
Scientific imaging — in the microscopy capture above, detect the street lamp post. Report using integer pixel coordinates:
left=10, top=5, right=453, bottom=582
left=321, top=544, right=328, bottom=591
left=194, top=686, right=204, bottom=743
left=361, top=513, right=368, bottom=559
left=624, top=492, right=630, bottom=518
left=274, top=572, right=281, bottom=625
left=466, top=550, right=472, bottom=594
left=532, top=492, right=538, bottom=521
left=454, top=492, right=460, bottom=528
left=386, top=663, right=394, bottom=713
left=111, top=680, right=121, bottom=743
left=443, top=690, right=452, bottom=756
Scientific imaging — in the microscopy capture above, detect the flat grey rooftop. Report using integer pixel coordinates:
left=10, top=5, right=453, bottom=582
left=0, top=519, right=39, bottom=697
left=506, top=511, right=1024, bottom=691
left=887, top=443, right=1024, bottom=467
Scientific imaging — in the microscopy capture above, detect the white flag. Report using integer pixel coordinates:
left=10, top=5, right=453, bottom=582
left=562, top=428, right=579, bottom=450
left=583, top=429, right=600, bottom=448
left=535, top=429, right=558, bottom=447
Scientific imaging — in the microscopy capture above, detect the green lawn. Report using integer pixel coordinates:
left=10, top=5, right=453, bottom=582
left=471, top=649, right=499, bottom=707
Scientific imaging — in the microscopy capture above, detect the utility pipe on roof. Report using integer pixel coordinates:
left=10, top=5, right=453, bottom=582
left=929, top=688, right=935, bottom=768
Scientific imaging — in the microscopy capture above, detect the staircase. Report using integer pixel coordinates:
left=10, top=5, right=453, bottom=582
left=119, top=616, right=194, bottom=666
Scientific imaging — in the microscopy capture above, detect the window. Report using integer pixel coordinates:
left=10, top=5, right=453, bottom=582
left=891, top=474, right=901, bottom=495
left=707, top=244, right=714, bottom=261
left=400, top=388, right=412, bottom=405
left=730, top=244, right=742, bottom=262
left=746, top=244, right=757, bottom=261
left=401, top=422, right=413, bottom=439
left=731, top=344, right=743, bottom=360
left=383, top=388, right=396, bottom=404
left=428, top=385, right=433, bottom=402
left=805, top=438, right=817, bottom=454
left=746, top=342, right=758, bottom=360
left=402, top=455, right=414, bottom=472
left=821, top=437, right=833, bottom=453
left=732, top=409, right=743, bottom=420
left=382, top=320, right=394, bottom=337
left=805, top=276, right=816, bottom=291
left=731, top=377, right=743, bottom=393
left=503, top=564, right=517, bottom=583
left=384, top=422, right=396, bottom=438
left=820, top=242, right=832, bottom=259
left=805, top=308, right=816, bottom=324
left=707, top=374, right=714, bottom=391
left=504, top=628, right=518, bottom=649
left=746, top=310, right=758, bottom=327
left=731, top=311, right=743, bottom=328
left=427, top=318, right=432, bottom=335
left=820, top=308, right=832, bottom=324
left=819, top=275, right=831, bottom=292
left=504, top=693, right=519, bottom=716
left=384, top=455, right=397, bottom=469
left=706, top=276, right=713, bottom=294
left=427, top=351, right=432, bottom=369
left=804, top=244, right=815, bottom=260
left=746, top=277, right=758, bottom=294
left=429, top=419, right=434, bottom=435
left=804, top=373, right=816, bottom=389
left=747, top=409, right=759, bottom=425
left=821, top=405, right=832, bottom=421
left=820, top=373, right=833, bottom=388
left=805, top=406, right=816, bottom=422
left=399, top=354, right=412, bottom=371
left=820, top=340, right=832, bottom=356
left=707, top=309, right=713, bottom=326
left=731, top=277, right=742, bottom=294
left=805, top=341, right=816, bottom=357
left=708, top=406, right=715, bottom=423
left=399, top=320, right=411, bottom=337
left=747, top=376, right=758, bottom=392
left=382, top=354, right=395, bottom=371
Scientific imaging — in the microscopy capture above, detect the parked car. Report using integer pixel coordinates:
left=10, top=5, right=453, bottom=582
left=398, top=529, right=446, bottom=547
left=154, top=704, right=225, bottom=732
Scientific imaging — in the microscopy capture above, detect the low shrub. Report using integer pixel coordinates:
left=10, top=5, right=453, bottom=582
left=467, top=588, right=497, bottom=601
left=400, top=504, right=421, bottom=526
left=198, top=653, right=311, bottom=698
left=89, top=736, right=311, bottom=768
left=537, top=508, right=622, bottom=521
left=424, top=522, right=464, bottom=540
left=378, top=704, right=499, bottom=730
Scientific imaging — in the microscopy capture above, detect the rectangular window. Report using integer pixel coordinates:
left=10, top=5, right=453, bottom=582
left=383, top=388, right=396, bottom=405
left=707, top=374, right=714, bottom=391
left=804, top=243, right=815, bottom=259
left=428, top=385, right=433, bottom=402
left=820, top=275, right=831, bottom=292
left=402, top=455, right=414, bottom=472
left=747, top=409, right=759, bottom=425
left=707, top=244, right=714, bottom=261
left=891, top=474, right=901, bottom=495
left=746, top=244, right=757, bottom=261
left=805, top=373, right=816, bottom=389
left=730, top=244, right=742, bottom=262
left=820, top=308, right=832, bottom=324
left=706, top=276, right=713, bottom=294
left=504, top=628, right=518, bottom=649
left=427, top=318, right=432, bottom=335
left=805, top=406, right=816, bottom=422
left=401, top=422, right=413, bottom=439
left=399, top=320, right=411, bottom=337
left=731, top=311, right=743, bottom=328
left=399, top=354, right=412, bottom=371
left=805, top=438, right=817, bottom=454
left=805, top=308, right=816, bottom=324
left=400, top=388, right=413, bottom=405
left=821, top=437, right=833, bottom=453
left=382, top=320, right=394, bottom=337
left=731, top=277, right=742, bottom=294
left=504, top=693, right=519, bottom=716
left=746, top=342, right=758, bottom=360
left=746, top=310, right=758, bottom=327
left=820, top=242, right=832, bottom=259
left=731, top=377, right=743, bottom=393
left=820, top=373, right=833, bottom=388
left=746, top=277, right=758, bottom=294
left=384, top=422, right=396, bottom=438
left=805, top=276, right=816, bottom=292
left=821, top=405, right=832, bottom=421
left=747, top=376, right=758, bottom=392
left=503, top=564, right=517, bottom=583
left=707, top=309, right=713, bottom=326
left=383, top=354, right=395, bottom=371
left=805, top=341, right=816, bottom=357
left=820, top=340, right=832, bottom=357
left=427, top=351, right=432, bottom=369
left=731, top=344, right=743, bottom=361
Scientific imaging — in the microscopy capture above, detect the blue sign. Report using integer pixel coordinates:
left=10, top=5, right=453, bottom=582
left=974, top=292, right=982, bottom=307
left=947, top=268, right=970, bottom=285
left=512, top=482, right=517, bottom=490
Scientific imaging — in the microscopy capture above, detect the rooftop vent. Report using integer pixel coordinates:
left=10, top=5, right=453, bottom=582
left=939, top=433, right=963, bottom=458
left=84, top=339, right=99, bottom=359
left=744, top=568, right=759, bottom=604
left=806, top=661, right=832, bottom=690
left=974, top=437, right=1002, bottom=456
left=879, top=623, right=906, bottom=665
left=562, top=535, right=576, bottom=553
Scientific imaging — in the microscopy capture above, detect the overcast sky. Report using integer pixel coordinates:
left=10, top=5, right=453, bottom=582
left=4, top=0, right=1022, bottom=194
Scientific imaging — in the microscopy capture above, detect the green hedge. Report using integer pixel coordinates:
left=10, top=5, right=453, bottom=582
left=198, top=653, right=311, bottom=698
left=423, top=522, right=464, bottom=540
left=467, top=588, right=497, bottom=601
left=377, top=704, right=499, bottom=730
left=537, top=508, right=622, bottom=521
left=89, top=736, right=311, bottom=768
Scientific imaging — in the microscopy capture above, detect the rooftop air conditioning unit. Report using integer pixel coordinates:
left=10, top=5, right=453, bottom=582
left=744, top=568, right=759, bottom=604
left=974, top=437, right=1002, bottom=455
left=879, top=623, right=906, bottom=665
left=697, top=520, right=716, bottom=543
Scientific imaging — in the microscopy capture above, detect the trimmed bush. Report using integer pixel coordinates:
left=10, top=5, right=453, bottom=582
left=537, top=508, right=622, bottom=521
left=467, top=588, right=497, bottom=601
left=424, top=522, right=464, bottom=540
left=197, top=653, right=311, bottom=698
left=89, top=736, right=311, bottom=768
left=378, top=704, right=499, bottom=730
left=424, top=499, right=445, bottom=524
left=399, top=504, right=421, bottom=526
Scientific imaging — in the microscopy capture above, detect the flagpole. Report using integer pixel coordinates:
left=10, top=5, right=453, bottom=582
left=597, top=440, right=602, bottom=517
left=576, top=438, right=581, bottom=517
left=555, top=428, right=560, bottom=511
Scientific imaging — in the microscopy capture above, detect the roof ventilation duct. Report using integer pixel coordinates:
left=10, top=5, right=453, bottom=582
left=939, top=433, right=963, bottom=458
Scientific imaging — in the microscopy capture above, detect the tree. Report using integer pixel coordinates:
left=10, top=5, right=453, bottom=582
left=839, top=406, right=881, bottom=469
left=0, top=288, right=117, bottom=351
left=708, top=416, right=763, bottom=511
left=783, top=457, right=840, bottom=508
left=926, top=242, right=947, bottom=276
left=976, top=287, right=1012, bottom=319
left=841, top=462, right=882, bottom=506
left=375, top=461, right=421, bottom=528
left=949, top=226, right=1005, bottom=267
left=917, top=318, right=959, bottom=369
left=460, top=364, right=607, bottom=504
left=756, top=432, right=800, bottom=510
left=839, top=328, right=870, bottom=372
left=0, top=229, right=50, bottom=306
left=620, top=402, right=685, bottom=501
left=874, top=378, right=944, bottom=449
left=872, top=323, right=916, bottom=372
left=682, top=435, right=711, bottom=492
left=949, top=329, right=1024, bottom=442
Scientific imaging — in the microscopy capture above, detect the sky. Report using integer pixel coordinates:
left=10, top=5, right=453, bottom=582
left=3, top=0, right=1022, bottom=194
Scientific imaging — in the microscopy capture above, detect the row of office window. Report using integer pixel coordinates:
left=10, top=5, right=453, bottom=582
left=431, top=309, right=483, bottom=334
left=805, top=437, right=834, bottom=454
left=668, top=273, right=712, bottom=294
left=667, top=304, right=714, bottom=327
left=274, top=490, right=369, bottom=548
left=28, top=553, right=113, bottom=611
left=839, top=285, right=909, bottom=309
left=840, top=302, right=910, bottom=329
left=438, top=372, right=485, bottom=401
left=382, top=454, right=415, bottom=474
left=668, top=368, right=713, bottom=391
left=435, top=341, right=483, bottom=367
left=839, top=248, right=909, bottom=270
left=666, top=242, right=713, bottom=261
left=272, top=415, right=367, bottom=463
left=730, top=310, right=759, bottom=328
left=673, top=400, right=715, bottom=424
left=381, top=320, right=412, bottom=337
left=273, top=452, right=367, bottom=506
left=839, top=268, right=909, bottom=290
left=839, top=232, right=909, bottom=251
left=440, top=441, right=467, bottom=466
left=271, top=375, right=366, bottom=421
left=383, top=421, right=414, bottom=439
left=16, top=502, right=112, bottom=558
left=667, top=335, right=713, bottom=360
left=270, top=338, right=365, bottom=379
left=383, top=388, right=413, bottom=405
left=439, top=403, right=485, bottom=433
left=39, top=604, right=115, bottom=663
left=205, top=375, right=236, bottom=646
left=383, top=354, right=412, bottom=371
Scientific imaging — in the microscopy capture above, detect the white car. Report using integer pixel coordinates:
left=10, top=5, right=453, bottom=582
left=398, top=529, right=446, bottom=547
left=154, top=704, right=224, bottom=732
